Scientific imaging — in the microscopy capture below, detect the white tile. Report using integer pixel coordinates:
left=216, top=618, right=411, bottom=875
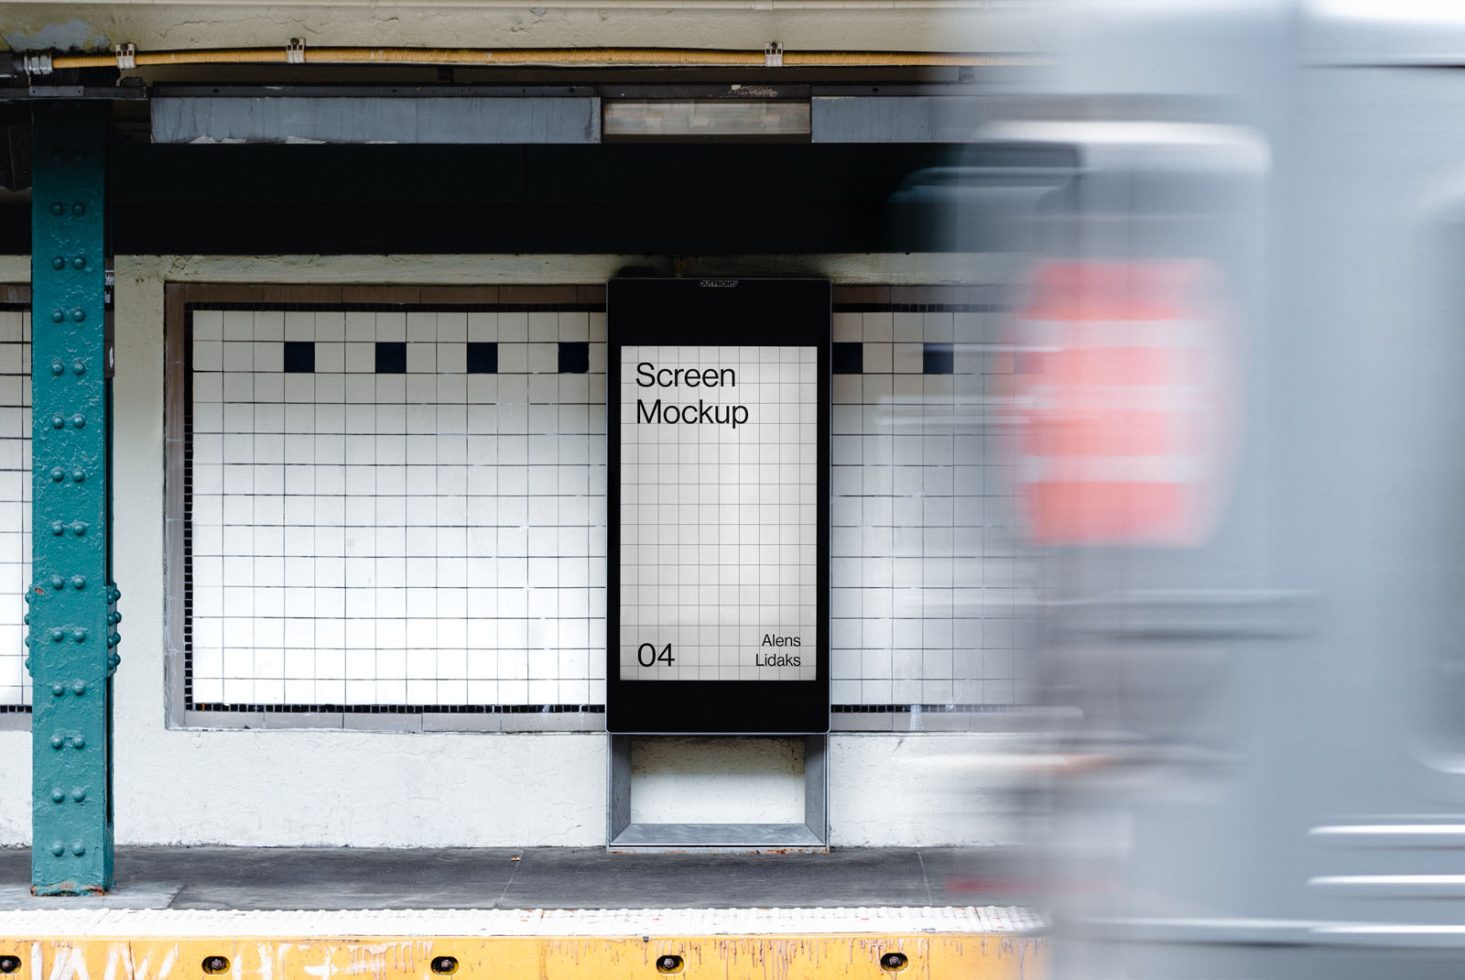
left=315, top=312, right=346, bottom=342
left=376, top=312, right=407, bottom=342
left=436, top=312, right=468, bottom=342
left=863, top=342, right=893, bottom=373
left=467, top=313, right=498, bottom=342
left=437, top=342, right=467, bottom=374
left=407, top=342, right=436, bottom=374
left=346, top=312, right=376, bottom=342
left=862, top=312, right=894, bottom=341
left=284, top=311, right=315, bottom=342
left=498, top=312, right=528, bottom=342
left=833, top=313, right=862, bottom=342
left=193, top=310, right=224, bottom=341
left=558, top=311, right=589, bottom=341
left=892, top=343, right=924, bottom=374
left=194, top=340, right=224, bottom=371
left=528, top=312, right=558, bottom=342
left=316, top=343, right=346, bottom=373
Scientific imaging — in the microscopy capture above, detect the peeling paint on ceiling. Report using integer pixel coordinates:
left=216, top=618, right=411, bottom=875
left=3, top=16, right=110, bottom=52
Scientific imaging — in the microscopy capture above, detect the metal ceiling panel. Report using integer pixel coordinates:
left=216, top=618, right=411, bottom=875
left=152, top=95, right=601, bottom=144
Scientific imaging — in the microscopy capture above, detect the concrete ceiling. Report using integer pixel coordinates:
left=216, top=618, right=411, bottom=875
left=0, top=0, right=1049, bottom=57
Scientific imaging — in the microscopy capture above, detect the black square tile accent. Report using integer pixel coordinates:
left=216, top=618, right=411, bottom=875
left=923, top=343, right=954, bottom=375
left=467, top=342, right=498, bottom=374
left=558, top=341, right=590, bottom=374
left=283, top=341, right=315, bottom=374
left=832, top=342, right=863, bottom=374
left=375, top=341, right=407, bottom=374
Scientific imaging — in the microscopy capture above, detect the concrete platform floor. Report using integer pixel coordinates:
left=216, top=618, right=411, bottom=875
left=0, top=846, right=1036, bottom=911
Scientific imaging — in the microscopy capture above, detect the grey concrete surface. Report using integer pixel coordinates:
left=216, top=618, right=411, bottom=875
left=0, top=846, right=1035, bottom=910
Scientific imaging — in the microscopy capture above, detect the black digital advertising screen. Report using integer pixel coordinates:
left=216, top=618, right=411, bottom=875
left=607, top=278, right=830, bottom=734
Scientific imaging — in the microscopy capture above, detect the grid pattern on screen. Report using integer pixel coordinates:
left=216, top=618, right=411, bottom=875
left=828, top=306, right=1038, bottom=716
left=186, top=307, right=607, bottom=713
left=618, top=345, right=817, bottom=682
left=0, top=310, right=28, bottom=713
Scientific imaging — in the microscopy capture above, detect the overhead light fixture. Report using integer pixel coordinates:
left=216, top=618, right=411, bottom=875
left=602, top=100, right=811, bottom=140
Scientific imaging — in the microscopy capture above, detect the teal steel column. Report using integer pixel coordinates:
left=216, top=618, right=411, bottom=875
left=27, top=103, right=118, bottom=895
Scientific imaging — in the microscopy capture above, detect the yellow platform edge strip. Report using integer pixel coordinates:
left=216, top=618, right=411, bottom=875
left=0, top=933, right=1045, bottom=979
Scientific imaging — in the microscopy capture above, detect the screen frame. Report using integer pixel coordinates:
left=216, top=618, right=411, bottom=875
left=606, top=277, right=831, bottom=735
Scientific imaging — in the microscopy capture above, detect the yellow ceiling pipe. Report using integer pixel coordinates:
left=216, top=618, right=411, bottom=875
left=45, top=45, right=1028, bottom=71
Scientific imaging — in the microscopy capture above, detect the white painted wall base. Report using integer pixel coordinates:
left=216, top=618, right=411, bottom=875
left=0, top=730, right=1030, bottom=846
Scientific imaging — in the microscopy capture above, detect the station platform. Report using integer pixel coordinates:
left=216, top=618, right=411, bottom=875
left=0, top=846, right=1046, bottom=978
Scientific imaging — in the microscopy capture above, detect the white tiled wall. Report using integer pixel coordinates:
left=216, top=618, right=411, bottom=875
left=182, top=300, right=1033, bottom=727
left=828, top=309, right=1037, bottom=710
left=0, top=310, right=28, bottom=713
left=188, top=308, right=607, bottom=710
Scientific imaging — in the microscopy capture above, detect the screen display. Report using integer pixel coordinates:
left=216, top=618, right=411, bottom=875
left=618, top=345, right=818, bottom=681
left=607, top=276, right=829, bottom=734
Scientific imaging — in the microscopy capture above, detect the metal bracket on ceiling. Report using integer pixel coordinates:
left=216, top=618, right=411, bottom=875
left=114, top=44, right=136, bottom=71
left=764, top=42, right=784, bottom=68
left=20, top=52, right=53, bottom=76
left=286, top=38, right=307, bottom=65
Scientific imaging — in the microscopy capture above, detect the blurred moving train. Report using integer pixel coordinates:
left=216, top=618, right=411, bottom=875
left=989, top=2, right=1465, bottom=978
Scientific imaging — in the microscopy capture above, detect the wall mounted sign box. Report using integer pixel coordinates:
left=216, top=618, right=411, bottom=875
left=607, top=278, right=831, bottom=735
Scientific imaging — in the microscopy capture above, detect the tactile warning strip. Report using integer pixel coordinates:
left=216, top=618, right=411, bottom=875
left=0, top=904, right=1045, bottom=937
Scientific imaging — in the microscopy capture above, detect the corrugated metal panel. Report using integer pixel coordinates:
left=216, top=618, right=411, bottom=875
left=811, top=96, right=982, bottom=143
left=152, top=96, right=601, bottom=144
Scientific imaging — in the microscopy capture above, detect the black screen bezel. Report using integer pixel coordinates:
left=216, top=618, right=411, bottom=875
left=606, top=277, right=831, bottom=734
